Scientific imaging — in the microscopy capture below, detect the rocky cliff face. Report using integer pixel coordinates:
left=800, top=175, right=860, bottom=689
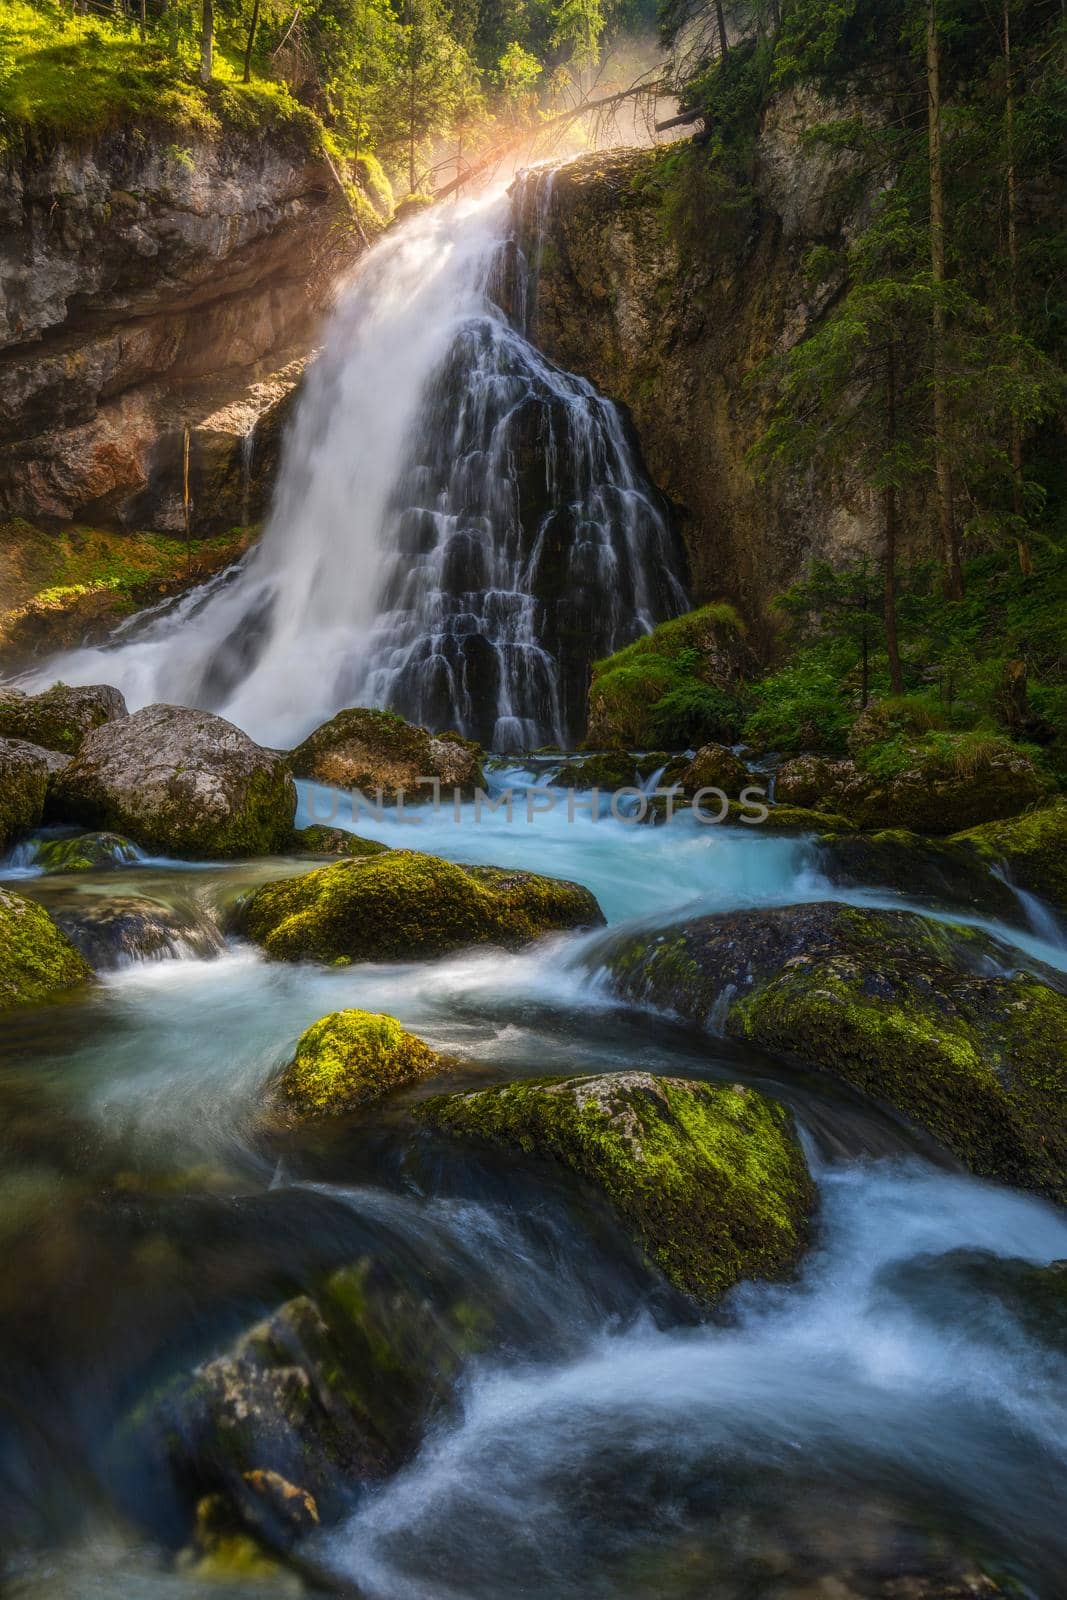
left=522, top=97, right=910, bottom=624
left=0, top=123, right=348, bottom=532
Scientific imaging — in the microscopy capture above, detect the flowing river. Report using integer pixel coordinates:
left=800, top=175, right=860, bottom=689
left=3, top=175, right=1067, bottom=1599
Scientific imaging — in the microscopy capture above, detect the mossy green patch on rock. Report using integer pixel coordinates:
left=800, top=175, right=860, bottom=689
left=276, top=1009, right=442, bottom=1121
left=0, top=737, right=48, bottom=850
left=0, top=886, right=91, bottom=1009
left=418, top=1072, right=814, bottom=1305
left=604, top=904, right=1067, bottom=1202
left=237, top=849, right=604, bottom=963
left=951, top=800, right=1067, bottom=920
left=288, top=707, right=483, bottom=801
left=288, top=825, right=391, bottom=858
left=0, top=682, right=126, bottom=754
left=587, top=605, right=751, bottom=749
left=30, top=831, right=141, bottom=873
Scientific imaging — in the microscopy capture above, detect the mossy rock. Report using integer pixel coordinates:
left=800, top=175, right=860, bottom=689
left=418, top=1072, right=815, bottom=1305
left=587, top=604, right=751, bottom=749
left=0, top=736, right=49, bottom=850
left=236, top=849, right=604, bottom=963
left=29, top=830, right=141, bottom=873
left=288, top=824, right=391, bottom=858
left=0, top=682, right=127, bottom=754
left=811, top=827, right=1023, bottom=921
left=0, top=886, right=92, bottom=1009
left=551, top=749, right=642, bottom=790
left=950, top=800, right=1067, bottom=920
left=50, top=704, right=296, bottom=859
left=678, top=742, right=749, bottom=797
left=288, top=707, right=483, bottom=802
left=275, top=1010, right=442, bottom=1121
left=604, top=903, right=1067, bottom=1201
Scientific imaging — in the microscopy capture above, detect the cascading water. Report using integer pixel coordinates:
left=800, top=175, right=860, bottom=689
left=23, top=175, right=686, bottom=750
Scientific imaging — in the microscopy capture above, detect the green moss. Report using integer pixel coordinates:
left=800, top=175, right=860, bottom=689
left=0, top=886, right=91, bottom=1009
left=288, top=706, right=483, bottom=800
left=0, top=741, right=47, bottom=850
left=951, top=799, right=1067, bottom=917
left=276, top=1009, right=441, bottom=1121
left=419, top=1072, right=814, bottom=1305
left=30, top=831, right=140, bottom=872
left=587, top=605, right=749, bottom=749
left=288, top=825, right=391, bottom=858
left=238, top=848, right=603, bottom=963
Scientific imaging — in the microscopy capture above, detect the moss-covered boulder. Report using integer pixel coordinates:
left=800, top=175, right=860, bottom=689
left=0, top=682, right=127, bottom=754
left=274, top=1010, right=442, bottom=1122
left=419, top=1073, right=814, bottom=1305
left=604, top=903, right=1067, bottom=1201
left=29, top=830, right=141, bottom=873
left=0, top=736, right=49, bottom=850
left=678, top=742, right=749, bottom=797
left=236, top=849, right=604, bottom=963
left=288, top=707, right=483, bottom=801
left=50, top=704, right=296, bottom=859
left=550, top=749, right=646, bottom=790
left=0, top=886, right=91, bottom=1008
left=811, top=828, right=1023, bottom=921
left=950, top=800, right=1067, bottom=919
left=287, top=825, right=390, bottom=858
left=586, top=605, right=751, bottom=749
left=50, top=893, right=224, bottom=969
left=776, top=736, right=1052, bottom=834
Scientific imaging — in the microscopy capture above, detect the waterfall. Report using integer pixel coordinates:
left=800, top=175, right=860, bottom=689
left=22, top=175, right=687, bottom=751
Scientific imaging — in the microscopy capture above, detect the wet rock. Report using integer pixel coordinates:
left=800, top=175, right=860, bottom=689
left=52, top=894, right=224, bottom=969
left=50, top=704, right=296, bottom=859
left=0, top=886, right=92, bottom=1009
left=885, top=1248, right=1067, bottom=1357
left=0, top=736, right=49, bottom=849
left=274, top=1009, right=443, bottom=1122
left=287, top=824, right=390, bottom=858
left=29, top=830, right=141, bottom=873
left=551, top=748, right=645, bottom=790
left=776, top=741, right=1052, bottom=834
left=950, top=800, right=1067, bottom=920
left=288, top=707, right=483, bottom=802
left=236, top=848, right=604, bottom=963
left=678, top=743, right=749, bottom=798
left=603, top=904, right=1067, bottom=1201
left=0, top=682, right=127, bottom=754
left=419, top=1073, right=815, bottom=1306
left=810, top=829, right=1022, bottom=922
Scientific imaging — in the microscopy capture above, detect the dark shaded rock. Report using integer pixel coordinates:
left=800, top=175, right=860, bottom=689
left=811, top=828, right=1023, bottom=922
left=0, top=735, right=49, bottom=849
left=951, top=800, right=1067, bottom=921
left=603, top=903, right=1067, bottom=1201
left=52, top=894, right=224, bottom=969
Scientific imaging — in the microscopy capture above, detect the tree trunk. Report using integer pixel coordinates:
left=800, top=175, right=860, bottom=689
left=243, top=0, right=261, bottom=82
left=926, top=0, right=963, bottom=599
left=714, top=0, right=730, bottom=58
left=200, top=0, right=214, bottom=85
left=139, top=0, right=146, bottom=43
left=1003, top=0, right=1033, bottom=575
left=884, top=336, right=905, bottom=695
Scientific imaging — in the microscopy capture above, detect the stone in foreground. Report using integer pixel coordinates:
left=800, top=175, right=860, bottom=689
left=0, top=886, right=91, bottom=1009
left=419, top=1072, right=815, bottom=1305
left=237, top=848, right=604, bottom=962
left=604, top=903, right=1067, bottom=1201
left=50, top=704, right=296, bottom=859
left=275, top=1009, right=442, bottom=1121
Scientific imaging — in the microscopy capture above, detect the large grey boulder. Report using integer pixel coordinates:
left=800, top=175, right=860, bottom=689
left=50, top=704, right=296, bottom=860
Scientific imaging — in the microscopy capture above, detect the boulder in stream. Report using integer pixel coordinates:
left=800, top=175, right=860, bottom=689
left=29, top=830, right=142, bottom=873
left=0, top=681, right=127, bottom=754
left=418, top=1073, right=815, bottom=1306
left=236, top=848, right=604, bottom=962
left=274, top=1009, right=443, bottom=1122
left=50, top=704, right=297, bottom=859
left=0, top=886, right=92, bottom=1009
left=0, top=736, right=50, bottom=849
left=603, top=903, right=1067, bottom=1201
left=950, top=799, right=1067, bottom=921
left=51, top=893, right=224, bottom=969
left=288, top=706, right=483, bottom=801
left=810, top=827, right=1024, bottom=922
